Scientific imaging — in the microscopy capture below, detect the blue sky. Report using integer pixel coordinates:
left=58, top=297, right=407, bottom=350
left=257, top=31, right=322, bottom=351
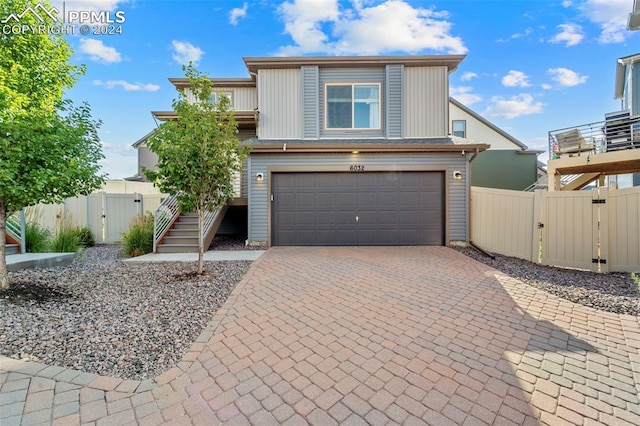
left=25, top=0, right=640, bottom=178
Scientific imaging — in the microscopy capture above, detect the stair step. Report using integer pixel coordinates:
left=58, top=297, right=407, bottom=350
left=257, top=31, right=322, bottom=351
left=162, top=236, right=199, bottom=245
left=172, top=223, right=199, bottom=230
left=5, top=244, right=19, bottom=255
left=167, top=229, right=198, bottom=237
left=157, top=244, right=199, bottom=253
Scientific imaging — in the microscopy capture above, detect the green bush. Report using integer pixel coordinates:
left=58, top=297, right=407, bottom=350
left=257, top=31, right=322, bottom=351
left=24, top=222, right=51, bottom=253
left=122, top=213, right=154, bottom=257
left=73, top=226, right=95, bottom=247
left=51, top=226, right=82, bottom=253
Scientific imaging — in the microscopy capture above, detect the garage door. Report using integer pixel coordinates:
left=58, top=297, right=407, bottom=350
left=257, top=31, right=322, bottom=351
left=272, top=171, right=444, bottom=246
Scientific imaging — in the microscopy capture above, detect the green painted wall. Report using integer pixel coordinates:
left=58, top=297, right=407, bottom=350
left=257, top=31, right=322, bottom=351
left=471, top=150, right=538, bottom=190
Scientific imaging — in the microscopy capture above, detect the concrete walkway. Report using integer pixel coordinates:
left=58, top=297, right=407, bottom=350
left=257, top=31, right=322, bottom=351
left=5, top=253, right=75, bottom=272
left=1, top=246, right=640, bottom=425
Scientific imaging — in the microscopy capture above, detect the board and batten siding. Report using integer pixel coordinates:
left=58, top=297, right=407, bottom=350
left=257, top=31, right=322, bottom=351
left=258, top=69, right=301, bottom=139
left=404, top=66, right=448, bottom=137
left=385, top=65, right=403, bottom=138
left=302, top=66, right=320, bottom=139
left=247, top=153, right=468, bottom=243
left=319, top=68, right=385, bottom=139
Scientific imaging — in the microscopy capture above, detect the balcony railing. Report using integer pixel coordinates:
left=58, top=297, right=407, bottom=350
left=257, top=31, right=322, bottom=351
left=549, top=111, right=640, bottom=160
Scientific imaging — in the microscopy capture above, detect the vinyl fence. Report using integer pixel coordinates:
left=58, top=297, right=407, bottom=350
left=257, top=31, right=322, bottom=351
left=470, top=186, right=640, bottom=273
left=26, top=192, right=165, bottom=244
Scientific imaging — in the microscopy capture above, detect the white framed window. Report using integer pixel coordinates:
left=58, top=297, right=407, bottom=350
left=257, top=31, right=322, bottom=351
left=325, top=83, right=381, bottom=130
left=452, top=120, right=466, bottom=138
left=208, top=91, right=233, bottom=106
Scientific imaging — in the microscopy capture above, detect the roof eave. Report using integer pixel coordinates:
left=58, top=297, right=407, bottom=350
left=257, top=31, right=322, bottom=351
left=249, top=142, right=489, bottom=154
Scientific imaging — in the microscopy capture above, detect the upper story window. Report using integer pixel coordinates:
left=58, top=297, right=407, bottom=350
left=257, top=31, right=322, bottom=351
left=452, top=120, right=466, bottom=138
left=208, top=91, right=233, bottom=106
left=325, top=83, right=381, bottom=130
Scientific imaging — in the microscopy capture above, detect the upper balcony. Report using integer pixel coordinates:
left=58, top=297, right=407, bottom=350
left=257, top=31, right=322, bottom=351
left=546, top=110, right=640, bottom=191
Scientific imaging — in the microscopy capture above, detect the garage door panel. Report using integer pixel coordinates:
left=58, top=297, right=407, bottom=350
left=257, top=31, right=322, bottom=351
left=272, top=171, right=445, bottom=246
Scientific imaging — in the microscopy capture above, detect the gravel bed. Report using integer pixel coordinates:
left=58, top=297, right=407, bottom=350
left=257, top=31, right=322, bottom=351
left=0, top=245, right=251, bottom=380
left=453, top=246, right=639, bottom=316
left=209, top=235, right=266, bottom=251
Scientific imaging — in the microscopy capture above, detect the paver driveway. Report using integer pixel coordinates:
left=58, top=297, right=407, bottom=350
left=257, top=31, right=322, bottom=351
left=2, top=246, right=640, bottom=425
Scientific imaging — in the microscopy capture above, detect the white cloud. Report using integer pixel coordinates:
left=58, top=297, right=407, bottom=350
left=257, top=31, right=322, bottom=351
left=502, top=70, right=531, bottom=88
left=94, top=80, right=160, bottom=92
left=460, top=72, right=477, bottom=81
left=483, top=94, right=544, bottom=119
left=229, top=2, right=248, bottom=25
left=580, top=0, right=633, bottom=43
left=79, top=38, right=121, bottom=63
left=450, top=86, right=482, bottom=105
left=497, top=27, right=533, bottom=43
left=548, top=67, right=588, bottom=86
left=171, top=40, right=204, bottom=65
left=541, top=83, right=553, bottom=90
left=561, top=0, right=573, bottom=6
left=549, top=23, right=584, bottom=46
left=277, top=0, right=467, bottom=55
left=51, top=0, right=126, bottom=12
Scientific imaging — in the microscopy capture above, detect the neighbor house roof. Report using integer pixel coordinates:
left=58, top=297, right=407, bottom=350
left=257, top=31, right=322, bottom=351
left=629, top=0, right=640, bottom=30
left=449, top=97, right=540, bottom=152
left=131, top=130, right=155, bottom=148
left=168, top=77, right=255, bottom=89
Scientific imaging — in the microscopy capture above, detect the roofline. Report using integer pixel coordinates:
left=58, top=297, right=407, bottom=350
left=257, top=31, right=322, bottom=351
left=614, top=54, right=640, bottom=99
left=132, top=130, right=156, bottom=148
left=243, top=55, right=466, bottom=74
left=249, top=142, right=489, bottom=154
left=168, top=77, right=256, bottom=88
left=449, top=97, right=529, bottom=150
left=151, top=110, right=258, bottom=121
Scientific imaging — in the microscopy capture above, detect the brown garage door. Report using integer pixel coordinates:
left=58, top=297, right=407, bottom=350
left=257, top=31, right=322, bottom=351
left=272, top=171, right=444, bottom=246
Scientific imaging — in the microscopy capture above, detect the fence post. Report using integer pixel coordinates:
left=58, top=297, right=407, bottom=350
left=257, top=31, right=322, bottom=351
left=531, top=190, right=543, bottom=264
left=594, top=188, right=609, bottom=273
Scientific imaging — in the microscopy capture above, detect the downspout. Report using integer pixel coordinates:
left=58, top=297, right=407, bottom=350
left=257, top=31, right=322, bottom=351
left=467, top=148, right=480, bottom=247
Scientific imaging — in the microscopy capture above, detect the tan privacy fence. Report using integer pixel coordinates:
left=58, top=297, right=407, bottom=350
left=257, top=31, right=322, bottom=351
left=470, top=186, right=640, bottom=273
left=27, top=192, right=165, bottom=244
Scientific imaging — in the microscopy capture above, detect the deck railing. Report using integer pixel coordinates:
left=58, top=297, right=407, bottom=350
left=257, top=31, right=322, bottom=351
left=549, top=111, right=640, bottom=159
left=153, top=193, right=180, bottom=252
left=6, top=211, right=26, bottom=254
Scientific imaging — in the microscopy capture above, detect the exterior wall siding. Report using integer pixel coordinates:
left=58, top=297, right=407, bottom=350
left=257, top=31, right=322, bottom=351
left=632, top=62, right=639, bottom=115
left=138, top=146, right=158, bottom=179
left=183, top=87, right=256, bottom=110
left=302, top=66, right=320, bottom=139
left=248, top=153, right=468, bottom=243
left=385, top=65, right=404, bottom=138
left=472, top=150, right=538, bottom=190
left=319, top=68, right=385, bottom=139
left=404, top=66, right=448, bottom=137
left=258, top=69, right=301, bottom=139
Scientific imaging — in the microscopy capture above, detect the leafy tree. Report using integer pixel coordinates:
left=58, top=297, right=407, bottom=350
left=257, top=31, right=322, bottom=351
left=0, top=0, right=106, bottom=289
left=145, top=64, right=249, bottom=275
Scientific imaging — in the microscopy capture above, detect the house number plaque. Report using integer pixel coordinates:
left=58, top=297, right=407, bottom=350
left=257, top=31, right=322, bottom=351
left=349, top=165, right=365, bottom=172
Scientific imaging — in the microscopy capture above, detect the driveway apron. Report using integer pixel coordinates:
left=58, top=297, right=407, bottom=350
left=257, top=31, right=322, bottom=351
left=1, top=246, right=640, bottom=425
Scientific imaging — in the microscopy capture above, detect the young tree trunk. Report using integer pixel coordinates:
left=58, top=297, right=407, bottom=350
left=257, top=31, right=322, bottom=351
left=197, top=207, right=204, bottom=275
left=0, top=199, right=9, bottom=290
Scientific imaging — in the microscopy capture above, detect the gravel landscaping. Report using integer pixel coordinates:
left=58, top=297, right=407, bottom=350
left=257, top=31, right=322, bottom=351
left=0, top=245, right=251, bottom=380
left=454, top=246, right=640, bottom=316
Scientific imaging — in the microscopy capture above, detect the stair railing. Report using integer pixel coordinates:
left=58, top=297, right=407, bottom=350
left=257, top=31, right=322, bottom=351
left=6, top=210, right=26, bottom=254
left=153, top=193, right=180, bottom=252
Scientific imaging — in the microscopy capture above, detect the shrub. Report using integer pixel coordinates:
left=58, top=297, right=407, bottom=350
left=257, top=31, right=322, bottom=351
left=51, top=216, right=81, bottom=253
left=73, top=226, right=96, bottom=247
left=122, top=213, right=154, bottom=257
left=24, top=222, right=51, bottom=253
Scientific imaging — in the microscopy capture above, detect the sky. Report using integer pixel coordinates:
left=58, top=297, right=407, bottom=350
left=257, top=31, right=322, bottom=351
left=8, top=0, right=639, bottom=179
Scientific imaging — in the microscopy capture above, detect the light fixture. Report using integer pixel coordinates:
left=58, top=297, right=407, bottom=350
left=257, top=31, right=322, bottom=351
left=452, top=171, right=463, bottom=180
left=352, top=150, right=359, bottom=154
left=256, top=172, right=264, bottom=182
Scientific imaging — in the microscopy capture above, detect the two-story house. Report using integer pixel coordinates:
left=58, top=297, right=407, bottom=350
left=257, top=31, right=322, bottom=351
left=138, top=55, right=500, bottom=251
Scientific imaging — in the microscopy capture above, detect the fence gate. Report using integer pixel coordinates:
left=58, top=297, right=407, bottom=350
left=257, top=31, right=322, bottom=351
left=541, top=189, right=609, bottom=273
left=103, top=193, right=142, bottom=243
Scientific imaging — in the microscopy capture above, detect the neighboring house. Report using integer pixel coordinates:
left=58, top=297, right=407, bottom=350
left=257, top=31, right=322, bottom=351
left=449, top=98, right=540, bottom=190
left=547, top=52, right=640, bottom=191
left=138, top=55, right=501, bottom=250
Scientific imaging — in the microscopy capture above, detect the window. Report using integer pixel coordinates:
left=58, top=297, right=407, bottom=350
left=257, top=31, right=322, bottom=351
left=326, top=83, right=380, bottom=130
left=208, top=91, right=233, bottom=106
left=452, top=120, right=466, bottom=138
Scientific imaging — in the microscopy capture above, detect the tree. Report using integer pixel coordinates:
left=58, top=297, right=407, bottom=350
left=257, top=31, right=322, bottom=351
left=0, top=0, right=106, bottom=289
left=145, top=64, right=249, bottom=275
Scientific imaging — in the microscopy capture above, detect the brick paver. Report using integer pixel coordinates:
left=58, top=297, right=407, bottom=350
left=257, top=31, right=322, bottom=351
left=1, top=246, right=640, bottom=424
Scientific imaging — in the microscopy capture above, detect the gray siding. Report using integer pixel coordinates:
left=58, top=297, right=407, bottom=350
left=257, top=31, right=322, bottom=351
left=184, top=87, right=256, bottom=110
left=258, top=69, right=301, bottom=139
left=404, top=66, right=448, bottom=137
left=302, top=66, right=320, bottom=139
left=138, top=146, right=158, bottom=180
left=248, top=153, right=468, bottom=243
left=385, top=65, right=403, bottom=138
left=319, top=68, right=385, bottom=138
left=633, top=63, right=639, bottom=115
